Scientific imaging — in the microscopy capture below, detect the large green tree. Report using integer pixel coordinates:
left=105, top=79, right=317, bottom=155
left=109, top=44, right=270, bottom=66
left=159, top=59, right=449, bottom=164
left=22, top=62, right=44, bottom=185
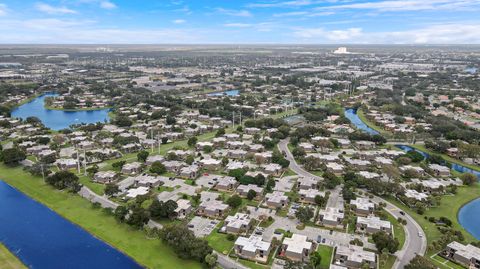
left=46, top=171, right=81, bottom=192
left=1, top=147, right=26, bottom=166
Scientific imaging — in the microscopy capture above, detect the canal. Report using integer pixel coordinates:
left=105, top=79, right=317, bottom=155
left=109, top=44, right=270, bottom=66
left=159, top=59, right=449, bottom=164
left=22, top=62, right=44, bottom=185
left=11, top=93, right=110, bottom=131
left=0, top=181, right=142, bottom=269
left=344, top=108, right=379, bottom=135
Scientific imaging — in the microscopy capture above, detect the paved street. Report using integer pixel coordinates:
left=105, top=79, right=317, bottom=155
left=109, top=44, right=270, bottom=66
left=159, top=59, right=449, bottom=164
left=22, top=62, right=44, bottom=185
left=78, top=186, right=119, bottom=209
left=214, top=251, right=249, bottom=269
left=372, top=196, right=427, bottom=269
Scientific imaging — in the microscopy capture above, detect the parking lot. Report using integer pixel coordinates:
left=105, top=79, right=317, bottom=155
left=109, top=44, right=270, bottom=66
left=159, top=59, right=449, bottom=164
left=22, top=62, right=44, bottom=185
left=188, top=216, right=219, bottom=237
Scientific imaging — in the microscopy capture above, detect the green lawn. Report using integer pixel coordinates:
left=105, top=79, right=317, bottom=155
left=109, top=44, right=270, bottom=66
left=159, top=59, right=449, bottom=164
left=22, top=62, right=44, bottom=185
left=0, top=164, right=202, bottom=269
left=0, top=244, right=26, bottom=269
left=206, top=224, right=235, bottom=254
left=78, top=175, right=106, bottom=195
left=237, top=259, right=270, bottom=269
left=379, top=254, right=397, bottom=269
left=384, top=210, right=406, bottom=248
left=316, top=245, right=334, bottom=269
left=271, top=109, right=299, bottom=119
left=432, top=254, right=466, bottom=269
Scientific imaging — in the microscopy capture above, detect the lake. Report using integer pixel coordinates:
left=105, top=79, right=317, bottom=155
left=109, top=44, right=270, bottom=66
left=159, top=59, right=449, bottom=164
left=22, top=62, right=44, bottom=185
left=458, top=199, right=480, bottom=240
left=11, top=93, right=110, bottom=131
left=0, top=180, right=143, bottom=269
left=344, top=108, right=380, bottom=135
left=207, top=89, right=239, bottom=97
left=465, top=67, right=477, bottom=74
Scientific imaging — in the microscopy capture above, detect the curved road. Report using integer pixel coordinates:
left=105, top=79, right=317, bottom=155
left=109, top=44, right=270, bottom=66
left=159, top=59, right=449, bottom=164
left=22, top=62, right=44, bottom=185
left=278, top=138, right=427, bottom=269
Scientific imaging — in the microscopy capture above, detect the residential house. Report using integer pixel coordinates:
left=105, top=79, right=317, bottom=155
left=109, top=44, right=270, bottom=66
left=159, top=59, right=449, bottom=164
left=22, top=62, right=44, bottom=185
left=334, top=245, right=377, bottom=269
left=215, top=176, right=239, bottom=192
left=441, top=241, right=480, bottom=269
left=262, top=163, right=283, bottom=176
left=197, top=200, right=229, bottom=218
left=234, top=235, right=271, bottom=263
left=179, top=165, right=200, bottom=179
left=265, top=191, right=289, bottom=209
left=237, top=184, right=264, bottom=199
left=356, top=216, right=392, bottom=234
left=280, top=234, right=316, bottom=262
left=318, top=207, right=344, bottom=228
left=121, top=162, right=142, bottom=175
left=297, top=177, right=318, bottom=190
left=429, top=164, right=451, bottom=177
left=223, top=213, right=253, bottom=234
left=299, top=189, right=325, bottom=204
left=350, top=198, right=375, bottom=216
left=174, top=199, right=192, bottom=219
left=93, top=171, right=117, bottom=184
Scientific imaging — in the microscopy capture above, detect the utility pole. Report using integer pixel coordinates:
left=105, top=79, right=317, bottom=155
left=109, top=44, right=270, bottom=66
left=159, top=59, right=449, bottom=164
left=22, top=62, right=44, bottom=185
left=41, top=163, right=45, bottom=181
left=76, top=149, right=81, bottom=174
left=232, top=111, right=235, bottom=129
left=83, top=149, right=87, bottom=176
left=151, top=129, right=154, bottom=153
left=158, top=131, right=161, bottom=154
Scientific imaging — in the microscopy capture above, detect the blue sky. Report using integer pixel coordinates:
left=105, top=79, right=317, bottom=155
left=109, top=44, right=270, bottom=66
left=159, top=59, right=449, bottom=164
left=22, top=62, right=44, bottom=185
left=0, top=0, right=479, bottom=44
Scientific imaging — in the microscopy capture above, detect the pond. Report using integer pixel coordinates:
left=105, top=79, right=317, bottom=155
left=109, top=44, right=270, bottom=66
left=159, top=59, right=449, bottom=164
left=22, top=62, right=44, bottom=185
left=11, top=93, right=110, bottom=131
left=344, top=108, right=379, bottom=135
left=207, top=89, right=239, bottom=97
left=0, top=180, right=143, bottom=269
left=458, top=199, right=480, bottom=240
left=395, top=145, right=480, bottom=240
left=465, top=67, right=477, bottom=74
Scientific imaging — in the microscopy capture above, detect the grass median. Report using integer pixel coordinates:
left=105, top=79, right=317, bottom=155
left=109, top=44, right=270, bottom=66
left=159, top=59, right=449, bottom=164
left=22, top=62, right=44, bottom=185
left=0, top=243, right=26, bottom=269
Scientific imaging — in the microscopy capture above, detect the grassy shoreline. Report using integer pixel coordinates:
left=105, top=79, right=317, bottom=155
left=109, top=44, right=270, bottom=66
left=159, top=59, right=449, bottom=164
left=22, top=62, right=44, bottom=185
left=386, top=184, right=480, bottom=268
left=356, top=108, right=391, bottom=136
left=409, top=144, right=480, bottom=172
left=0, top=164, right=201, bottom=269
left=0, top=243, right=26, bottom=269
left=44, top=105, right=113, bottom=112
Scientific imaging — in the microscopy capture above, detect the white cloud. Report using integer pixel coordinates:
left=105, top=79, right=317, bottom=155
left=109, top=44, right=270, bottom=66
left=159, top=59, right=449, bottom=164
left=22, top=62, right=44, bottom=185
left=295, top=27, right=362, bottom=41
left=273, top=10, right=334, bottom=17
left=293, top=23, right=480, bottom=44
left=273, top=11, right=308, bottom=17
left=172, top=19, right=186, bottom=24
left=100, top=1, right=117, bottom=9
left=216, top=8, right=252, bottom=17
left=36, top=3, right=77, bottom=14
left=76, top=0, right=117, bottom=9
left=319, top=0, right=480, bottom=12
left=0, top=4, right=8, bottom=16
left=0, top=18, right=202, bottom=43
left=248, top=0, right=314, bottom=8
left=224, top=23, right=252, bottom=28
